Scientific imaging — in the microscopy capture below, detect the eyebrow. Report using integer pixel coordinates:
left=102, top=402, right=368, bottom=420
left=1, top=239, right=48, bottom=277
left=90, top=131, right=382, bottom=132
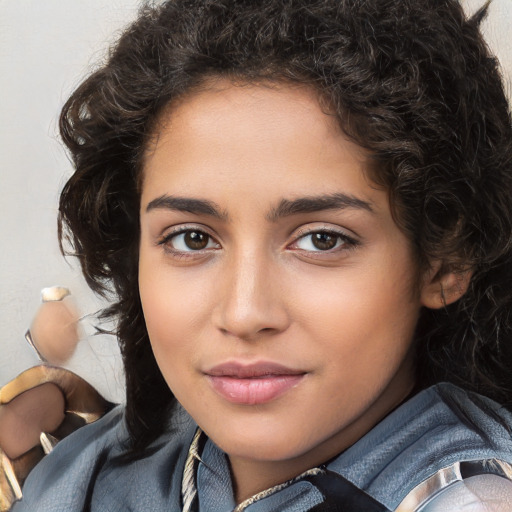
left=266, top=193, right=374, bottom=222
left=145, top=192, right=373, bottom=222
left=145, top=195, right=228, bottom=220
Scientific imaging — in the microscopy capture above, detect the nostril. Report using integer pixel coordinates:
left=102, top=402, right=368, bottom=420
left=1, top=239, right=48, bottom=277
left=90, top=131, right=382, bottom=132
left=217, top=325, right=280, bottom=341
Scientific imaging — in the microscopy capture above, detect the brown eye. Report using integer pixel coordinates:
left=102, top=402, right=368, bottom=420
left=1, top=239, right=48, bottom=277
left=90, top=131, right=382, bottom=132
left=161, top=229, right=219, bottom=252
left=292, top=229, right=358, bottom=253
left=311, top=232, right=338, bottom=251
left=184, top=231, right=209, bottom=250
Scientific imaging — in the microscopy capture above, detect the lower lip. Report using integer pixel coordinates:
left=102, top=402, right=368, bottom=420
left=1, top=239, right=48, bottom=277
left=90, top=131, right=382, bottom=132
left=207, top=374, right=304, bottom=405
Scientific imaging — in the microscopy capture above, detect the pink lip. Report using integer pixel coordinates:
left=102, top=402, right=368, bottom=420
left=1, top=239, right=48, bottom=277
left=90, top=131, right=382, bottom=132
left=205, top=362, right=306, bottom=405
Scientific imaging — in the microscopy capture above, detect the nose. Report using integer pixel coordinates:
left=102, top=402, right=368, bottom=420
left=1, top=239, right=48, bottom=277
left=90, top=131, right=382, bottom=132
left=213, top=249, right=290, bottom=341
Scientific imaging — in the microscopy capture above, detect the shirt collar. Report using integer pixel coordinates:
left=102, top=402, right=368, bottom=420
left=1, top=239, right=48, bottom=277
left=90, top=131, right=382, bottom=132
left=180, top=429, right=389, bottom=512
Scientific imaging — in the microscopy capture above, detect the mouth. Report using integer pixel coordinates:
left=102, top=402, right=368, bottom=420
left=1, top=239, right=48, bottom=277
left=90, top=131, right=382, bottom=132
left=204, top=361, right=306, bottom=405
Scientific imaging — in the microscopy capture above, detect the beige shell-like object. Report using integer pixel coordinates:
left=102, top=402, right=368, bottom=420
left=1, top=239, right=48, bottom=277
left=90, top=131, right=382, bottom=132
left=0, top=366, right=113, bottom=511
left=27, top=288, right=80, bottom=365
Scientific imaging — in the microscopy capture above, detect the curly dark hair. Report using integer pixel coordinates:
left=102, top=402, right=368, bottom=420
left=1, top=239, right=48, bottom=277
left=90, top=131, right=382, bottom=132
left=58, top=0, right=512, bottom=455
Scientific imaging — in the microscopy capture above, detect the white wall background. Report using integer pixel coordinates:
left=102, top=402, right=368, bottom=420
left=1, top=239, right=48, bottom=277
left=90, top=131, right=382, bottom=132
left=0, top=1, right=143, bottom=403
left=0, top=0, right=511, bottom=404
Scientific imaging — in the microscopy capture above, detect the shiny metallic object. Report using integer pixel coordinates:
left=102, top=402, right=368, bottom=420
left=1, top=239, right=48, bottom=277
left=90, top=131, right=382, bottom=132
left=40, top=287, right=70, bottom=303
left=396, top=459, right=512, bottom=511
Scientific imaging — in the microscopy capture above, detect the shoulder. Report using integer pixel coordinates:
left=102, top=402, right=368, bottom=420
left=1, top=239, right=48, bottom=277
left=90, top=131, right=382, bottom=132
left=420, top=474, right=512, bottom=511
left=433, top=382, right=512, bottom=431
left=394, top=384, right=512, bottom=512
left=332, top=383, right=512, bottom=510
left=11, top=404, right=197, bottom=512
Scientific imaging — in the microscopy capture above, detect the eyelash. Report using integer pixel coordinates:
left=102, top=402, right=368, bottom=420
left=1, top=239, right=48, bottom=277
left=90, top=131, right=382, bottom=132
left=157, top=226, right=359, bottom=259
left=289, top=227, right=359, bottom=255
left=158, top=226, right=220, bottom=258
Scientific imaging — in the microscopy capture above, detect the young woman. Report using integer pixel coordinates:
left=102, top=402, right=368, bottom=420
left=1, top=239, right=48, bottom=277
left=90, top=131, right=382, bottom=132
left=11, top=0, right=512, bottom=510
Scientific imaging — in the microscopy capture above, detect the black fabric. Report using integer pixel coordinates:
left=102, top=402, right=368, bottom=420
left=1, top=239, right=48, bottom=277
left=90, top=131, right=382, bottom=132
left=459, top=460, right=510, bottom=480
left=304, top=470, right=391, bottom=512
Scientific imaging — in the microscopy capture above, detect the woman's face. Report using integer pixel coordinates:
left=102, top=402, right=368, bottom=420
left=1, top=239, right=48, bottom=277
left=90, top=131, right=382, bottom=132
left=139, top=82, right=428, bottom=481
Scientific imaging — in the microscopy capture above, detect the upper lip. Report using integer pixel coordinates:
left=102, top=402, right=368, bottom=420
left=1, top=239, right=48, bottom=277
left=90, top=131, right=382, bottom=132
left=204, top=361, right=306, bottom=378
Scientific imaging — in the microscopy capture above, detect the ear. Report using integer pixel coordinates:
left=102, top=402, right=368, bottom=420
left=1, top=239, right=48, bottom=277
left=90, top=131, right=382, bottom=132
left=420, top=263, right=472, bottom=309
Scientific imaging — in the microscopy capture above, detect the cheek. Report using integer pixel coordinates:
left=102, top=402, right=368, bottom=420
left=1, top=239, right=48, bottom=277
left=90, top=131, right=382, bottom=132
left=289, top=258, right=420, bottom=369
left=139, top=278, right=197, bottom=402
left=292, top=260, right=417, bottom=325
left=138, top=261, right=215, bottom=366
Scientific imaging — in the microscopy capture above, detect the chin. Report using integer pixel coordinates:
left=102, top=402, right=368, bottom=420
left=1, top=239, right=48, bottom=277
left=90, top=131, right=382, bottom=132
left=204, top=420, right=321, bottom=463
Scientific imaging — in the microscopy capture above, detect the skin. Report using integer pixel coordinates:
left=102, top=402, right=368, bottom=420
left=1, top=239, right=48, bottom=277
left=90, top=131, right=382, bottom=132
left=138, top=82, right=443, bottom=503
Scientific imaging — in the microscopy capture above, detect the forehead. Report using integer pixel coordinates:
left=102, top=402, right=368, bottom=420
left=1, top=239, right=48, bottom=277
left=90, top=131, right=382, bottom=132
left=140, top=81, right=384, bottom=216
